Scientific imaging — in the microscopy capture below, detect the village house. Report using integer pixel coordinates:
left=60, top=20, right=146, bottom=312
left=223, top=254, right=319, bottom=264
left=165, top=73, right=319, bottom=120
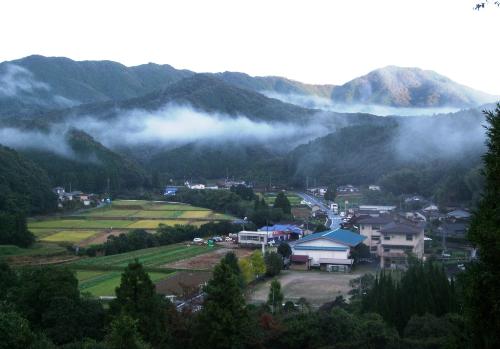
left=378, top=221, right=425, bottom=268
left=355, top=214, right=425, bottom=268
left=290, top=228, right=366, bottom=272
left=52, top=187, right=97, bottom=207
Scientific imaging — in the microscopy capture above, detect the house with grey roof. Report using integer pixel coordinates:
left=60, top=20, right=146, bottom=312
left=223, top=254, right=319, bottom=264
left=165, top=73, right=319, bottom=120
left=378, top=221, right=425, bottom=268
left=355, top=214, right=425, bottom=268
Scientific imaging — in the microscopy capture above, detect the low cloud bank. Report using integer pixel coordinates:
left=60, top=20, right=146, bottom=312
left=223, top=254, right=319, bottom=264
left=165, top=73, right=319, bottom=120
left=261, top=90, right=461, bottom=117
left=0, top=103, right=331, bottom=156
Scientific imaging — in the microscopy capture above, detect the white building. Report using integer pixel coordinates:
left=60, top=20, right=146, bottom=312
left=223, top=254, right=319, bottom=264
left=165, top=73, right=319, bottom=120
left=290, top=228, right=366, bottom=272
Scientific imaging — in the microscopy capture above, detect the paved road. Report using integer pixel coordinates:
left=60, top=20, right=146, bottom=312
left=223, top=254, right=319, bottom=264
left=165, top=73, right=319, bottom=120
left=296, top=192, right=342, bottom=230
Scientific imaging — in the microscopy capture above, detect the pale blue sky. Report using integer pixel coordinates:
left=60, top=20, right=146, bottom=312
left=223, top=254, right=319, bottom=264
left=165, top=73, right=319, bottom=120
left=1, top=0, right=499, bottom=94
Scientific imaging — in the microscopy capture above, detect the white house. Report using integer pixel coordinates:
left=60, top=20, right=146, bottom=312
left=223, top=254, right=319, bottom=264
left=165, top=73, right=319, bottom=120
left=291, top=228, right=366, bottom=272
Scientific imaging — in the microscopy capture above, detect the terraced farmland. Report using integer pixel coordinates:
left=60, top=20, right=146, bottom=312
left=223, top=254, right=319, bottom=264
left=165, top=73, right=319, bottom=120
left=26, top=200, right=235, bottom=248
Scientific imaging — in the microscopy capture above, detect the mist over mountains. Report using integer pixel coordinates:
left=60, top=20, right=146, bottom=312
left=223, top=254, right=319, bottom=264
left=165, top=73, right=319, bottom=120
left=0, top=54, right=497, bottom=204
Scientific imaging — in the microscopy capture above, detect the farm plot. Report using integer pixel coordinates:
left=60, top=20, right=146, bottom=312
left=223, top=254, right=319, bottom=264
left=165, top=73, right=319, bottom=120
left=84, top=209, right=139, bottom=217
left=133, top=210, right=183, bottom=219
left=163, top=247, right=253, bottom=270
left=29, top=228, right=59, bottom=238
left=28, top=219, right=132, bottom=229
left=77, top=270, right=172, bottom=296
left=41, top=230, right=100, bottom=243
left=71, top=244, right=213, bottom=269
left=127, top=220, right=189, bottom=229
left=179, top=210, right=211, bottom=219
left=146, top=203, right=210, bottom=211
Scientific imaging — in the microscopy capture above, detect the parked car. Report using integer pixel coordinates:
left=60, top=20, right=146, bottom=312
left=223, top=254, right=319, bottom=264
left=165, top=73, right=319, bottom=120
left=212, top=236, right=223, bottom=242
left=225, top=237, right=233, bottom=242
left=193, top=238, right=204, bottom=244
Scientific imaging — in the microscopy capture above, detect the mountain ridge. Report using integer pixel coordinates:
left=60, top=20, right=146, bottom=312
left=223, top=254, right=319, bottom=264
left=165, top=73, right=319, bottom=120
left=1, top=55, right=497, bottom=117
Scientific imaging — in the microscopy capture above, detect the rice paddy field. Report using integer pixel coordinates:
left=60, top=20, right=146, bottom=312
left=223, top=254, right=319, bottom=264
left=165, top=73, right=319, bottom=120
left=26, top=200, right=234, bottom=246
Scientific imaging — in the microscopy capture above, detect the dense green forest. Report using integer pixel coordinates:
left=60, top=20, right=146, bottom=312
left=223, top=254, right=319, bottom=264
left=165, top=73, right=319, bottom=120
left=0, top=256, right=468, bottom=349
left=0, top=145, right=55, bottom=247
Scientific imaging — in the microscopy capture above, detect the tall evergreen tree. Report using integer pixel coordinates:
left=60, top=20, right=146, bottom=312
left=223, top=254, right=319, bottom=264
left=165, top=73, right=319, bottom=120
left=111, top=260, right=168, bottom=347
left=273, top=192, right=291, bottom=214
left=195, top=258, right=250, bottom=349
left=463, top=104, right=500, bottom=348
left=267, top=279, right=284, bottom=314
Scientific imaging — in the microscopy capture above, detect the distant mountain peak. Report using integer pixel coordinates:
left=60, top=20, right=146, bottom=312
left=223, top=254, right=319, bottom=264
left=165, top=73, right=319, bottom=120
left=331, top=66, right=497, bottom=108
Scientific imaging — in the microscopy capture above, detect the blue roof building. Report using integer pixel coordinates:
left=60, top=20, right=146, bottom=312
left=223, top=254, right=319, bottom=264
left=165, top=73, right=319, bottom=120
left=164, top=187, right=179, bottom=196
left=290, top=228, right=366, bottom=271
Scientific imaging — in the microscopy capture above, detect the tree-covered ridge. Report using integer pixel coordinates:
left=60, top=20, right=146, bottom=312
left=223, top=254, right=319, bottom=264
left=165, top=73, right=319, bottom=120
left=0, top=55, right=194, bottom=115
left=22, top=129, right=147, bottom=193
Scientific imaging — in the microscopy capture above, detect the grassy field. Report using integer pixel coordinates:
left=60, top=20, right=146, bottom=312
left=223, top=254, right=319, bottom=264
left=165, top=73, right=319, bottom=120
left=71, top=244, right=212, bottom=268
left=263, top=192, right=303, bottom=206
left=0, top=243, right=66, bottom=258
left=77, top=270, right=173, bottom=296
left=41, top=230, right=99, bottom=243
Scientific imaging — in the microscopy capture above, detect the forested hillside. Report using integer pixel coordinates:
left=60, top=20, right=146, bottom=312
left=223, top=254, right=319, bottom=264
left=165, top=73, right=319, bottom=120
left=21, top=129, right=147, bottom=193
left=0, top=145, right=55, bottom=214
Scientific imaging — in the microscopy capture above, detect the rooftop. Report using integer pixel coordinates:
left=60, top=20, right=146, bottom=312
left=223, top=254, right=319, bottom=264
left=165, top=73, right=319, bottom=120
left=296, top=228, right=366, bottom=247
left=380, top=221, right=422, bottom=235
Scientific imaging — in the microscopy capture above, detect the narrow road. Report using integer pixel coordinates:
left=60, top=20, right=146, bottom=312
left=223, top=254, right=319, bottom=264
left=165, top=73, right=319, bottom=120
left=296, top=192, right=342, bottom=230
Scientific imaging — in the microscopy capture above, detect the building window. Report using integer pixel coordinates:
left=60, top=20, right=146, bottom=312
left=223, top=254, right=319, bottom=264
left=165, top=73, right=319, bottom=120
left=406, top=234, right=413, bottom=241
left=372, top=235, right=380, bottom=241
left=372, top=225, right=380, bottom=230
left=384, top=248, right=390, bottom=252
left=370, top=246, right=378, bottom=252
left=384, top=235, right=390, bottom=240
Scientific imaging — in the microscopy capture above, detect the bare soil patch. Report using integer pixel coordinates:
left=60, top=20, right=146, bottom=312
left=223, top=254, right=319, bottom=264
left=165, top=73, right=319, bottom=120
left=155, top=271, right=212, bottom=299
left=247, top=270, right=359, bottom=306
left=162, top=246, right=253, bottom=270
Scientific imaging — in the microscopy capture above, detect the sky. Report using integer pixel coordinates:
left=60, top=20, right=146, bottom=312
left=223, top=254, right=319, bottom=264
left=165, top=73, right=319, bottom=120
left=1, top=0, right=499, bottom=94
